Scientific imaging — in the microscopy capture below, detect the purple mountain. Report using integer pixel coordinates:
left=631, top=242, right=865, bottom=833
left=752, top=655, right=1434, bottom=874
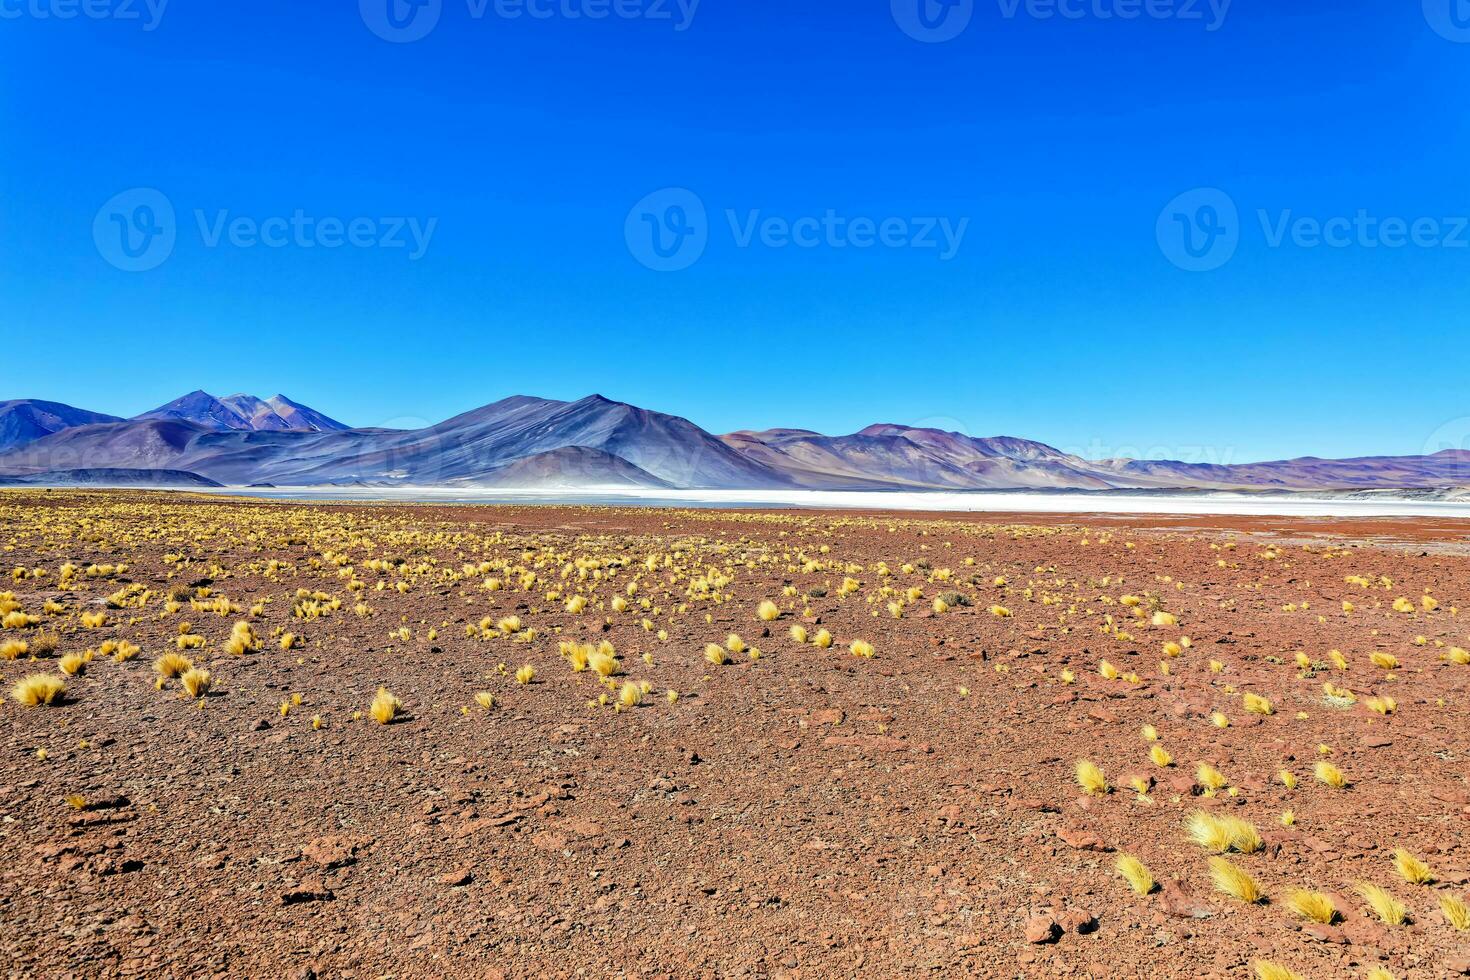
left=1, top=393, right=1468, bottom=492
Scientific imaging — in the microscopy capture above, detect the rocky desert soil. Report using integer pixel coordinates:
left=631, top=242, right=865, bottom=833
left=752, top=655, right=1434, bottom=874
left=3, top=491, right=1470, bottom=979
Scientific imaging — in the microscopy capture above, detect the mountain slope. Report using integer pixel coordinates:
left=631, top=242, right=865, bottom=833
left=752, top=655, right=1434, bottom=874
left=4, top=394, right=1469, bottom=492
left=136, top=391, right=347, bottom=432
left=0, top=400, right=124, bottom=452
left=263, top=394, right=348, bottom=432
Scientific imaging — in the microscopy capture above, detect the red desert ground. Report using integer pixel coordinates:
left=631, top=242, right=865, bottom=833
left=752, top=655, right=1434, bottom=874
left=3, top=491, right=1470, bottom=977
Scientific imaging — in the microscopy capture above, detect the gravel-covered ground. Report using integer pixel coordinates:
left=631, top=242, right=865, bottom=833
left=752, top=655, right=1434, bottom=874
left=3, top=491, right=1470, bottom=979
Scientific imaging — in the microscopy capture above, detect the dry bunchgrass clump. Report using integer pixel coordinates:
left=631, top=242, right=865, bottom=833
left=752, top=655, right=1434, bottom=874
left=0, top=639, right=28, bottom=660
left=58, top=652, right=85, bottom=675
left=1149, top=744, right=1173, bottom=767
left=1392, top=848, right=1433, bottom=885
left=1114, top=853, right=1155, bottom=895
left=1242, top=692, right=1273, bottom=715
left=618, top=682, right=642, bottom=707
left=1209, top=856, right=1262, bottom=903
left=1075, top=760, right=1108, bottom=795
left=474, top=691, right=495, bottom=710
left=789, top=624, right=808, bottom=644
left=154, top=652, right=194, bottom=678
left=1355, top=882, right=1409, bottom=925
left=812, top=628, right=833, bottom=649
left=1440, top=893, right=1470, bottom=931
left=515, top=664, right=535, bottom=684
left=10, top=673, right=65, bottom=706
left=369, top=687, right=402, bottom=724
left=1187, top=811, right=1261, bottom=854
left=225, top=621, right=259, bottom=655
left=1283, top=889, right=1338, bottom=924
left=1314, top=760, right=1348, bottom=788
left=179, top=668, right=211, bottom=698
left=1252, top=963, right=1304, bottom=980
left=704, top=643, right=728, bottom=666
left=1196, top=763, right=1228, bottom=792
left=756, top=600, right=780, bottom=622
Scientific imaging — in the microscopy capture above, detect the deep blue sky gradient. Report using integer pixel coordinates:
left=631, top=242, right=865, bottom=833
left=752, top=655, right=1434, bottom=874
left=3, top=0, right=1468, bottom=462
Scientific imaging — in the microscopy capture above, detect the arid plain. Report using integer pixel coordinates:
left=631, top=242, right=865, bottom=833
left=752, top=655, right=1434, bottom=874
left=3, top=491, right=1470, bottom=979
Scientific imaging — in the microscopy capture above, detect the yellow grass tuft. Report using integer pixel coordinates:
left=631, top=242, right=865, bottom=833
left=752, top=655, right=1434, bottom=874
left=154, top=652, right=194, bottom=679
left=1439, top=893, right=1470, bottom=931
left=1099, top=659, right=1119, bottom=680
left=1150, top=744, right=1174, bottom=767
left=1114, top=853, right=1156, bottom=895
left=1391, top=848, right=1433, bottom=885
left=57, top=652, right=85, bottom=675
left=1208, top=856, right=1262, bottom=903
left=1242, top=692, right=1273, bottom=715
left=812, top=628, right=833, bottom=649
left=1355, top=882, right=1409, bottom=925
left=1075, top=759, right=1108, bottom=795
left=179, top=668, right=211, bottom=698
left=1283, top=889, right=1337, bottom=924
left=1196, top=763, right=1228, bottom=791
left=1187, top=811, right=1261, bottom=854
left=618, top=681, right=642, bottom=707
left=474, top=691, right=495, bottom=709
left=756, top=600, right=780, bottom=622
left=1370, top=651, right=1398, bottom=670
left=10, top=673, right=65, bottom=706
left=1314, top=760, right=1348, bottom=789
left=369, top=687, right=402, bottom=724
left=1279, top=769, right=1298, bottom=789
left=704, top=643, right=728, bottom=666
left=849, top=639, right=874, bottom=658
left=515, top=664, right=535, bottom=684
left=789, top=624, right=808, bottom=644
left=1252, top=963, right=1304, bottom=980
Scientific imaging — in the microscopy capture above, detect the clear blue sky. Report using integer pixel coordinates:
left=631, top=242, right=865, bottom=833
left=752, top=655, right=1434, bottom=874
left=3, top=0, right=1468, bottom=463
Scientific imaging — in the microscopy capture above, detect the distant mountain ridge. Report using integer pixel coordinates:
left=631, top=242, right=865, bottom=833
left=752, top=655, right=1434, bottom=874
left=0, top=400, right=124, bottom=453
left=135, top=391, right=347, bottom=432
left=0, top=390, right=1467, bottom=493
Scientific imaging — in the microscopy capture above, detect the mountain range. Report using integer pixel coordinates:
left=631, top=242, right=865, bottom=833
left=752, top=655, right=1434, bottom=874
left=0, top=391, right=1466, bottom=493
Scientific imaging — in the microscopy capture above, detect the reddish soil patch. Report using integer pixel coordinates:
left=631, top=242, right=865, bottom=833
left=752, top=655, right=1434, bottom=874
left=2, top=491, right=1470, bottom=978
